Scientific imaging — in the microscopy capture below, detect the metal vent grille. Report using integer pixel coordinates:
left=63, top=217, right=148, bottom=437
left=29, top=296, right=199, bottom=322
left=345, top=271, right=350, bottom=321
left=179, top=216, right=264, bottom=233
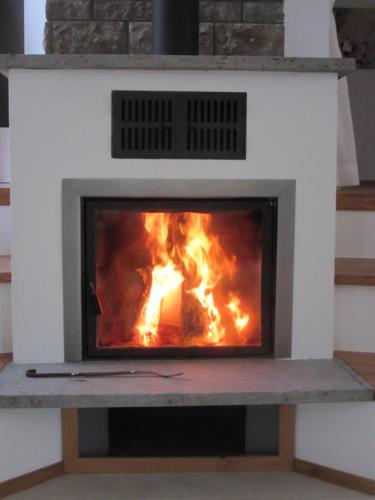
left=185, top=96, right=242, bottom=158
left=112, top=91, right=246, bottom=159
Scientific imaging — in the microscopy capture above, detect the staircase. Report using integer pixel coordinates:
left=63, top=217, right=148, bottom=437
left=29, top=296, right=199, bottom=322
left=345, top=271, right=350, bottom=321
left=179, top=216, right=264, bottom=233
left=0, top=183, right=11, bottom=354
left=335, top=183, right=375, bottom=355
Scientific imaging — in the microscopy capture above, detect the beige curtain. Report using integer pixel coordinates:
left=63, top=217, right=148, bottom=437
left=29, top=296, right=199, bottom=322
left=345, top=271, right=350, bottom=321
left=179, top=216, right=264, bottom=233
left=330, top=2, right=359, bottom=186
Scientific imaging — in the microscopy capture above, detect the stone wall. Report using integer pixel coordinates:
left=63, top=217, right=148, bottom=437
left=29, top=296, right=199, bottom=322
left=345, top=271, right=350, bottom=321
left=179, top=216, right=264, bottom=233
left=44, top=0, right=284, bottom=55
left=335, top=8, right=375, bottom=69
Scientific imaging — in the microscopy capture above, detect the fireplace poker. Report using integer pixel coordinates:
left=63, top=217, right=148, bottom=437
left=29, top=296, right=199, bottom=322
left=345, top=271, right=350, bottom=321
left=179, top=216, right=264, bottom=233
left=25, top=369, right=184, bottom=379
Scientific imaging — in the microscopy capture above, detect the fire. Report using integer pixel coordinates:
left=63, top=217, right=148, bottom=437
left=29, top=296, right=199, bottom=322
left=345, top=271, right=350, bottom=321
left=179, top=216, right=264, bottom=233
left=134, top=211, right=252, bottom=346
left=226, top=295, right=250, bottom=332
left=136, top=263, right=184, bottom=346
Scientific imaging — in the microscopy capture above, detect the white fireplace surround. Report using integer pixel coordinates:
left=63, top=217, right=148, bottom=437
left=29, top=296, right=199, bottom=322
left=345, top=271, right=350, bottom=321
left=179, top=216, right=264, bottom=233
left=62, top=178, right=295, bottom=361
left=10, top=67, right=337, bottom=363
left=1, top=64, right=341, bottom=481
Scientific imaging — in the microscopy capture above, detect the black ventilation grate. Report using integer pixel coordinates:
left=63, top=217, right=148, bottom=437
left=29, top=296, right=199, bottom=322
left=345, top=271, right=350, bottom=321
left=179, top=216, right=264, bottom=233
left=112, top=91, right=246, bottom=159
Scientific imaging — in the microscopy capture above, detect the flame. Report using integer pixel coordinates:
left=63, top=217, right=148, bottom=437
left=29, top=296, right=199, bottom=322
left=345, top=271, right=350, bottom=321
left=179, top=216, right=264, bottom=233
left=226, top=295, right=250, bottom=332
left=136, top=263, right=184, bottom=345
left=134, top=211, right=251, bottom=346
left=179, top=213, right=227, bottom=344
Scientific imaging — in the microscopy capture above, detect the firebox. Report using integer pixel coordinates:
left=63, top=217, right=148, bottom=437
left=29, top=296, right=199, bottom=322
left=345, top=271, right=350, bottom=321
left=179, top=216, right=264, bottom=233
left=82, top=197, right=277, bottom=359
left=62, top=178, right=294, bottom=362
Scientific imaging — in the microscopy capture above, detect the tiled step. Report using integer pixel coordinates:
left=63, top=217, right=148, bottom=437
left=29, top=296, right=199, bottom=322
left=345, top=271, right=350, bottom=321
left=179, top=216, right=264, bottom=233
left=0, top=284, right=12, bottom=353
left=334, top=351, right=375, bottom=390
left=335, top=285, right=375, bottom=352
left=0, top=184, right=10, bottom=206
left=0, top=353, right=12, bottom=371
left=0, top=206, right=11, bottom=255
left=336, top=211, right=375, bottom=259
left=0, top=256, right=11, bottom=283
left=337, top=182, right=375, bottom=211
left=335, top=258, right=375, bottom=286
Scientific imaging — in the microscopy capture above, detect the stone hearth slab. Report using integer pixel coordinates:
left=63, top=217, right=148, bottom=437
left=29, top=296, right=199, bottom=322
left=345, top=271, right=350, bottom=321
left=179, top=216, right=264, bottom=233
left=0, top=359, right=373, bottom=408
left=0, top=54, right=355, bottom=78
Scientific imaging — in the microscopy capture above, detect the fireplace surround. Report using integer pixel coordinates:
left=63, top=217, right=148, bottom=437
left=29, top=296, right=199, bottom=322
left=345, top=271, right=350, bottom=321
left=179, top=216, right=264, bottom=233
left=3, top=53, right=373, bottom=487
left=63, top=178, right=295, bottom=362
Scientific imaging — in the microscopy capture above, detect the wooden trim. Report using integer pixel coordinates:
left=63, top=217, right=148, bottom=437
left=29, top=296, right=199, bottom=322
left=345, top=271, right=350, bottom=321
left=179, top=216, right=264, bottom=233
left=335, top=258, right=375, bottom=286
left=0, top=256, right=11, bottom=284
left=334, top=351, right=375, bottom=390
left=61, top=408, right=79, bottom=467
left=0, top=353, right=12, bottom=371
left=294, top=459, right=375, bottom=496
left=0, top=184, right=10, bottom=206
left=62, top=405, right=295, bottom=474
left=337, top=183, right=375, bottom=211
left=278, top=405, right=295, bottom=460
left=0, top=462, right=64, bottom=499
left=65, top=456, right=293, bottom=474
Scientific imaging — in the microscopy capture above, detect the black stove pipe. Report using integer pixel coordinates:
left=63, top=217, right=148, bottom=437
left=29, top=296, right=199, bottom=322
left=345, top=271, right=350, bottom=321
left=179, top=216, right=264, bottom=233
left=152, top=0, right=199, bottom=55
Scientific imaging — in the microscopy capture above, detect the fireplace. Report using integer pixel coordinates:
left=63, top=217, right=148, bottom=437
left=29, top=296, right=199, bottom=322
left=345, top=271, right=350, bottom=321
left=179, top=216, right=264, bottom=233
left=63, top=179, right=294, bottom=362
left=82, top=197, right=277, bottom=359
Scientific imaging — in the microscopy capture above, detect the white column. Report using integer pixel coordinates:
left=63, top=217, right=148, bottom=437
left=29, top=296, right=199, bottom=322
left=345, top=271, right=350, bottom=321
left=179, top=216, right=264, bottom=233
left=24, top=0, right=46, bottom=54
left=284, top=0, right=331, bottom=57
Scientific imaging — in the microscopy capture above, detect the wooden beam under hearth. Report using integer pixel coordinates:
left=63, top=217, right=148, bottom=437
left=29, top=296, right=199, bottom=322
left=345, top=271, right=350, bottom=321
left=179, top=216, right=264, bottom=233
left=62, top=405, right=296, bottom=474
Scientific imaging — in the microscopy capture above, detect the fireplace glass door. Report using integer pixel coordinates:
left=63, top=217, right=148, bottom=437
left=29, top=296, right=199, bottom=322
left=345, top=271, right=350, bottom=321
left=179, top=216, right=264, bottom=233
left=82, top=198, right=277, bottom=358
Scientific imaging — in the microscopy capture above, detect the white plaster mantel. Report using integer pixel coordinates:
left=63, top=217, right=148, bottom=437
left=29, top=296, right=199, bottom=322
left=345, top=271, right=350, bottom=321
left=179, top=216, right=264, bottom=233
left=0, top=54, right=355, bottom=78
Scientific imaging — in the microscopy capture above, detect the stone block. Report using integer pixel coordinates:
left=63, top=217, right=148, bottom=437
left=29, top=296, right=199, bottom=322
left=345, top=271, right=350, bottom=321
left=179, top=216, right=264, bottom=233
left=128, top=22, right=214, bottom=56
left=50, top=21, right=128, bottom=54
left=215, top=23, right=284, bottom=56
left=44, top=22, right=53, bottom=54
left=46, top=0, right=92, bottom=20
left=129, top=22, right=151, bottom=54
left=199, top=23, right=214, bottom=55
left=199, top=1, right=241, bottom=23
left=93, top=0, right=152, bottom=21
left=243, top=2, right=284, bottom=24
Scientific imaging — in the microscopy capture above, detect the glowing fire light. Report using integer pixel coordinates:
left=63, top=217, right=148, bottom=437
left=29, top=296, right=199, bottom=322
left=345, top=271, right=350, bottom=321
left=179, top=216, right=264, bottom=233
left=136, top=263, right=184, bottom=345
left=226, top=295, right=250, bottom=332
left=134, top=211, right=252, bottom=347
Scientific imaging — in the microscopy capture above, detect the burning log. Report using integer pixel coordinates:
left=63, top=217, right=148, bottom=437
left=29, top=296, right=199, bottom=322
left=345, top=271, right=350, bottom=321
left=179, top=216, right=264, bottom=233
left=182, top=291, right=207, bottom=341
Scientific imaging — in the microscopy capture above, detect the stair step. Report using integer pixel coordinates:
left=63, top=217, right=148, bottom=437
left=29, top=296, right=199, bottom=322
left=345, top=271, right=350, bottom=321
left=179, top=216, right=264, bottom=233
left=0, top=353, right=12, bottom=372
left=0, top=184, right=10, bottom=206
left=0, top=256, right=11, bottom=283
left=334, top=351, right=375, bottom=389
left=335, top=286, right=375, bottom=352
left=335, top=211, right=375, bottom=259
left=335, top=258, right=375, bottom=286
left=337, top=182, right=375, bottom=211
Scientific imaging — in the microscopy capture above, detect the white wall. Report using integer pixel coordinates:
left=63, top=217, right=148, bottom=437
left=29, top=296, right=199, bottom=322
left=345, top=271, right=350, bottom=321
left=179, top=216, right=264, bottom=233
left=24, top=0, right=46, bottom=54
left=296, top=403, right=375, bottom=480
left=284, top=0, right=332, bottom=57
left=0, top=409, right=61, bottom=482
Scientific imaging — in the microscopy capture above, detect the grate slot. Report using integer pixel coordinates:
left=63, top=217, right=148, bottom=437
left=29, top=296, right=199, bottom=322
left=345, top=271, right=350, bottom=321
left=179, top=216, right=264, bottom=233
left=112, top=91, right=246, bottom=159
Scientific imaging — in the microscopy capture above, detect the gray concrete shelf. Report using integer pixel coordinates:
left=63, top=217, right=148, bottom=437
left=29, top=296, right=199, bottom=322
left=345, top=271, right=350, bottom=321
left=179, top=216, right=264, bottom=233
left=0, top=55, right=355, bottom=78
left=0, top=358, right=372, bottom=408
